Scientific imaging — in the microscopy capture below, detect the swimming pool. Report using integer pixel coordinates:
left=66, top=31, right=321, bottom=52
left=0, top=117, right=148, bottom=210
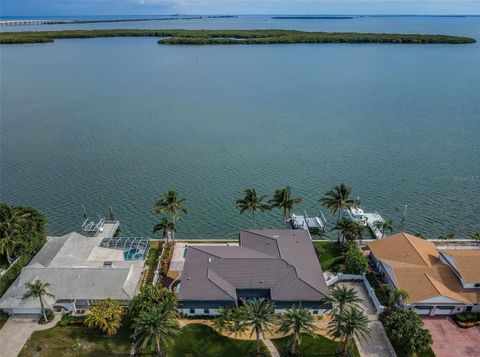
left=183, top=248, right=188, bottom=258
left=124, top=248, right=142, bottom=260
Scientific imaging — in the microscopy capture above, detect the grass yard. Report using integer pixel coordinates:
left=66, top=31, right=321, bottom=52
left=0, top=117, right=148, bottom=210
left=312, top=241, right=344, bottom=271
left=391, top=343, right=435, bottom=357
left=273, top=333, right=360, bottom=357
left=19, top=325, right=131, bottom=357
left=166, top=323, right=270, bottom=357
left=143, top=240, right=163, bottom=285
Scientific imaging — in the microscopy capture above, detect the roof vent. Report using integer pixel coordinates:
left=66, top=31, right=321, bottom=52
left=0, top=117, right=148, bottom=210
left=208, top=258, right=212, bottom=263
left=266, top=242, right=270, bottom=245
left=259, top=279, right=264, bottom=283
left=187, top=277, right=191, bottom=280
left=273, top=235, right=279, bottom=238
left=103, top=261, right=112, bottom=268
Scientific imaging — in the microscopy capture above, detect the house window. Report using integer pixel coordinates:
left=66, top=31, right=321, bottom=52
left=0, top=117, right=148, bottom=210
left=466, top=306, right=473, bottom=312
left=204, top=308, right=210, bottom=314
left=312, top=310, right=319, bottom=315
left=474, top=284, right=480, bottom=288
left=189, top=308, right=195, bottom=314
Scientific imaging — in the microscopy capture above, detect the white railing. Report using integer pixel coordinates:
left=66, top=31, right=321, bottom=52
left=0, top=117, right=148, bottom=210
left=326, top=273, right=384, bottom=314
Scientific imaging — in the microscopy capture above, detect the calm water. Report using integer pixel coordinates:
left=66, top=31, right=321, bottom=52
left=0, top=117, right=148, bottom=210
left=1, top=16, right=479, bottom=239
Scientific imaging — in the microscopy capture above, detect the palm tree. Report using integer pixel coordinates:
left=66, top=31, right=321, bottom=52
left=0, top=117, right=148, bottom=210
left=213, top=306, right=247, bottom=338
left=472, top=232, right=480, bottom=245
left=236, top=188, right=270, bottom=229
left=269, top=186, right=303, bottom=226
left=131, top=306, right=180, bottom=356
left=278, top=305, right=317, bottom=355
left=242, top=298, right=276, bottom=356
left=23, top=280, right=55, bottom=323
left=320, top=184, right=356, bottom=219
left=375, top=219, right=393, bottom=238
left=327, top=307, right=371, bottom=355
left=153, top=217, right=176, bottom=241
left=0, top=204, right=31, bottom=264
left=154, top=189, right=187, bottom=240
left=331, top=218, right=363, bottom=244
left=324, top=285, right=363, bottom=316
left=383, top=284, right=409, bottom=310
left=438, top=233, right=455, bottom=243
left=84, top=299, right=125, bottom=336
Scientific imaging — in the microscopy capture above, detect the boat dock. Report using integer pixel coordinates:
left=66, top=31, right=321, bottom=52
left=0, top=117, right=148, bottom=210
left=343, top=206, right=384, bottom=239
left=82, top=217, right=119, bottom=239
left=291, top=211, right=326, bottom=232
left=0, top=19, right=72, bottom=26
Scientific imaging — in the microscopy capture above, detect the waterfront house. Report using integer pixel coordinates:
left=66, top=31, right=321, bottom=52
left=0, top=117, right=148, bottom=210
left=367, top=232, right=480, bottom=316
left=0, top=232, right=149, bottom=315
left=177, top=229, right=329, bottom=316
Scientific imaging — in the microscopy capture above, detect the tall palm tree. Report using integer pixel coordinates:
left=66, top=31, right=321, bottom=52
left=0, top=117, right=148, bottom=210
left=236, top=188, right=270, bottom=229
left=153, top=217, right=176, bottom=241
left=0, top=204, right=31, bottom=264
left=23, top=280, right=55, bottom=323
left=269, top=186, right=303, bottom=226
left=154, top=189, right=187, bottom=240
left=84, top=299, right=125, bottom=336
left=382, top=284, right=409, bottom=310
left=324, top=285, right=363, bottom=316
left=327, top=307, right=371, bottom=355
left=278, top=305, right=317, bottom=355
left=319, top=184, right=356, bottom=219
left=375, top=219, right=393, bottom=238
left=331, top=218, right=363, bottom=244
left=131, top=306, right=180, bottom=356
left=438, top=233, right=455, bottom=242
left=242, top=298, right=276, bottom=356
left=472, top=232, right=480, bottom=245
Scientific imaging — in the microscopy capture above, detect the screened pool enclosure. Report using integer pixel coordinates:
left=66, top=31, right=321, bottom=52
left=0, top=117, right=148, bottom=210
left=100, top=237, right=150, bottom=261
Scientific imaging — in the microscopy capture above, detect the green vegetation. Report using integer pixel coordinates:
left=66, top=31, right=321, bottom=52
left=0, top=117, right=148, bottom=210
left=160, top=241, right=175, bottom=275
left=19, top=325, right=131, bottom=357
left=0, top=29, right=474, bottom=45
left=23, top=280, right=55, bottom=324
left=278, top=305, right=318, bottom=355
left=269, top=186, right=303, bottom=225
left=453, top=311, right=480, bottom=328
left=143, top=240, right=163, bottom=285
left=273, top=333, right=360, bottom=357
left=0, top=310, right=8, bottom=329
left=84, top=299, right=125, bottom=336
left=380, top=310, right=433, bottom=357
left=154, top=188, right=187, bottom=240
left=313, top=241, right=344, bottom=271
left=324, top=285, right=363, bottom=316
left=167, top=323, right=269, bottom=357
left=0, top=203, right=47, bottom=297
left=344, top=247, right=368, bottom=275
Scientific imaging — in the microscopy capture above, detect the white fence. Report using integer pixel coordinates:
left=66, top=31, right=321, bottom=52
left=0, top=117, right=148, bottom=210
left=326, top=273, right=385, bottom=314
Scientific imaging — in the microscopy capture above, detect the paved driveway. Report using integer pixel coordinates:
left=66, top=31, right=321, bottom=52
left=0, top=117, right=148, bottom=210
left=340, top=282, right=396, bottom=357
left=422, top=317, right=480, bottom=357
left=0, top=314, right=60, bottom=357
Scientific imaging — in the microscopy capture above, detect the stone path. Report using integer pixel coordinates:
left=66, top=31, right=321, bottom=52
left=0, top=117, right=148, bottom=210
left=0, top=314, right=61, bottom=357
left=341, top=282, right=396, bottom=357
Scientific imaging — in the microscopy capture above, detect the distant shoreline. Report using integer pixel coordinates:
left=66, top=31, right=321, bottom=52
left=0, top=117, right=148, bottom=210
left=0, top=29, right=475, bottom=45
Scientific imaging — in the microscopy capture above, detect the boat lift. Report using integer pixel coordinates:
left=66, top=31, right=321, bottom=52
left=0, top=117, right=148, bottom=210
left=291, top=211, right=327, bottom=232
left=342, top=206, right=384, bottom=239
left=81, top=217, right=105, bottom=235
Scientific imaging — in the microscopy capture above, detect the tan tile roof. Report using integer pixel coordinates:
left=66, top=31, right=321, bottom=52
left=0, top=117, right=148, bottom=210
left=440, top=249, right=480, bottom=283
left=368, top=233, right=480, bottom=304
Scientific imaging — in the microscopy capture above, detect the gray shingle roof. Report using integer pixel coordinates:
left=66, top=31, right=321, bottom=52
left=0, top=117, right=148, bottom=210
left=0, top=232, right=145, bottom=310
left=178, top=229, right=328, bottom=304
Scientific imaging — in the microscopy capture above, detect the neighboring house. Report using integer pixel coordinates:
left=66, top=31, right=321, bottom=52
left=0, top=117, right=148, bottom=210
left=367, top=232, right=480, bottom=316
left=177, top=229, right=329, bottom=316
left=0, top=232, right=149, bottom=315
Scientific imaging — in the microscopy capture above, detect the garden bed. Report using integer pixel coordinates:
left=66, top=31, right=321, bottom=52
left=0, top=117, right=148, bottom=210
left=272, top=333, right=360, bottom=357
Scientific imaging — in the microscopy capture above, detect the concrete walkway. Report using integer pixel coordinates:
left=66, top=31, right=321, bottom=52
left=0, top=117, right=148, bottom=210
left=0, top=314, right=60, bottom=357
left=340, top=282, right=396, bottom=357
left=261, top=336, right=280, bottom=357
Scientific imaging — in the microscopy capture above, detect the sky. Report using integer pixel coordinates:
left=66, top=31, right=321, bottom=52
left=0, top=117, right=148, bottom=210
left=1, top=0, right=479, bottom=17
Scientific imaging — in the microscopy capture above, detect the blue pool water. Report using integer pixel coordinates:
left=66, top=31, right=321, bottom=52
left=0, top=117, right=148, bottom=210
left=124, top=248, right=141, bottom=260
left=183, top=248, right=188, bottom=258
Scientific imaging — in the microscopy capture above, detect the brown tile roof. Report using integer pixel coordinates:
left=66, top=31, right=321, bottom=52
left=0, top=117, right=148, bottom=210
left=439, top=249, right=480, bottom=284
left=368, top=233, right=480, bottom=304
left=178, top=229, right=328, bottom=303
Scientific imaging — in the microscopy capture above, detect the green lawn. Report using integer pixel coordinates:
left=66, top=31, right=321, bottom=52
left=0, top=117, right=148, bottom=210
left=19, top=325, right=131, bottom=357
left=143, top=240, right=163, bottom=285
left=272, top=333, right=360, bottom=357
left=312, top=241, right=344, bottom=271
left=166, top=323, right=270, bottom=357
left=391, top=343, right=435, bottom=357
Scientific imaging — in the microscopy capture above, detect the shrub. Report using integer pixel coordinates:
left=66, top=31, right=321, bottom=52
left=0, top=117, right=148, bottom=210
left=321, top=256, right=345, bottom=271
left=57, top=313, right=85, bottom=327
left=38, top=310, right=54, bottom=325
left=453, top=312, right=480, bottom=328
left=160, top=241, right=175, bottom=275
left=344, top=247, right=368, bottom=274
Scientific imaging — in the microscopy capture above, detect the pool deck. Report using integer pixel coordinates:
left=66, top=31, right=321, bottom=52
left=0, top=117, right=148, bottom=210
left=169, top=242, right=239, bottom=272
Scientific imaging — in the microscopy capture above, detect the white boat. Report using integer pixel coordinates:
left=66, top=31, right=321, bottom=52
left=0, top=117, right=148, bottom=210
left=342, top=206, right=384, bottom=239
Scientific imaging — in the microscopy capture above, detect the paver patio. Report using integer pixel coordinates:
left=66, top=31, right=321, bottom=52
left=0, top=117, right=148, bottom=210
left=422, top=317, right=480, bottom=357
